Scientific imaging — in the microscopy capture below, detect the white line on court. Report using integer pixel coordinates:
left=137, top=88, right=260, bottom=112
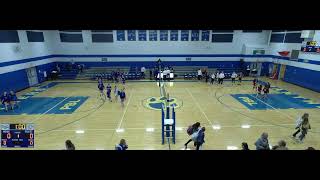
left=116, top=90, right=133, bottom=130
left=29, top=97, right=71, bottom=123
left=186, top=88, right=215, bottom=126
left=36, top=123, right=299, bottom=133
left=248, top=94, right=298, bottom=120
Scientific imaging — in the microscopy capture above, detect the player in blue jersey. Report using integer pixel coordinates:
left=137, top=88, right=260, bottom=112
left=98, top=82, right=105, bottom=100
left=119, top=88, right=126, bottom=108
left=9, top=91, right=18, bottom=110
left=121, top=73, right=126, bottom=85
left=106, top=84, right=112, bottom=102
left=1, top=92, right=10, bottom=112
left=114, top=85, right=119, bottom=101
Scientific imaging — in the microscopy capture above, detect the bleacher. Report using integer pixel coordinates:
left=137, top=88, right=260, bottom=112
left=57, top=69, right=79, bottom=80
left=76, top=67, right=143, bottom=80
left=172, top=66, right=208, bottom=79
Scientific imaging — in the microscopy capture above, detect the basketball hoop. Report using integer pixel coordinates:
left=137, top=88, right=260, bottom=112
left=278, top=51, right=290, bottom=57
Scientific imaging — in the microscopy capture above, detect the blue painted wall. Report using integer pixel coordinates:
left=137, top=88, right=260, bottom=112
left=35, top=63, right=56, bottom=83
left=0, top=69, right=29, bottom=94
left=283, top=65, right=320, bottom=92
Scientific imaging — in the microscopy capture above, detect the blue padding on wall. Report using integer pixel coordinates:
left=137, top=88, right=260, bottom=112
left=0, top=69, right=29, bottom=94
left=284, top=65, right=320, bottom=92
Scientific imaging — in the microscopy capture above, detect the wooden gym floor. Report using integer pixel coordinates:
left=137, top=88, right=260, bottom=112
left=1, top=77, right=320, bottom=150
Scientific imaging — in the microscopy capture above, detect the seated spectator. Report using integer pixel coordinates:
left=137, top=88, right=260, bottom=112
left=272, top=140, right=288, bottom=150
left=254, top=132, right=270, bottom=150
left=9, top=91, right=18, bottom=110
left=241, top=142, right=250, bottom=150
left=115, top=139, right=128, bottom=150
left=1, top=92, right=10, bottom=112
left=65, top=140, right=75, bottom=150
left=306, top=147, right=315, bottom=150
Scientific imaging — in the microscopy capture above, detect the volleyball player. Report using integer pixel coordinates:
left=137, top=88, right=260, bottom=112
left=1, top=92, right=10, bottom=112
left=98, top=82, right=106, bottom=100
left=114, top=85, right=119, bottom=101
left=256, top=84, right=263, bottom=98
left=253, top=78, right=257, bottom=90
left=238, top=72, right=243, bottom=85
left=121, top=73, right=126, bottom=84
left=231, top=71, right=237, bottom=84
left=9, top=91, right=18, bottom=110
left=106, top=84, right=112, bottom=102
left=262, top=85, right=270, bottom=99
left=119, top=88, right=126, bottom=108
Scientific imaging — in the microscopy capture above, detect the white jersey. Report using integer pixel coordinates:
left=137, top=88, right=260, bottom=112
left=197, top=70, right=202, bottom=76
left=211, top=74, right=215, bottom=79
left=231, top=73, right=237, bottom=78
left=219, top=73, right=225, bottom=79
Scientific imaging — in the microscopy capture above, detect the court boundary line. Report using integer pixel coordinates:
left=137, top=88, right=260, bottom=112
left=116, top=90, right=133, bottom=130
left=185, top=88, right=215, bottom=126
left=36, top=123, right=301, bottom=133
left=29, top=96, right=71, bottom=123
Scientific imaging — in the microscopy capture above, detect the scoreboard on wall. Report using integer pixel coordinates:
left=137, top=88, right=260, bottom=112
left=1, top=123, right=34, bottom=148
left=301, top=41, right=320, bottom=53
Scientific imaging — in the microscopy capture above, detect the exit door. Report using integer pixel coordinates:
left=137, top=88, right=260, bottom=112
left=26, top=67, right=38, bottom=86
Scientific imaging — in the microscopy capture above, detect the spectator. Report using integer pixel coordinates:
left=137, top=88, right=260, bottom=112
left=43, top=70, right=48, bottom=81
left=65, top=140, right=75, bottom=150
left=272, top=140, right=288, bottom=150
left=195, top=127, right=206, bottom=150
left=1, top=92, right=10, bottom=112
left=115, top=139, right=128, bottom=150
left=184, top=122, right=201, bottom=149
left=306, top=147, right=315, bottom=150
left=210, top=73, right=215, bottom=84
left=141, top=66, right=146, bottom=78
left=197, top=69, right=202, bottom=80
left=149, top=68, right=153, bottom=80
left=254, top=132, right=270, bottom=150
left=241, top=142, right=250, bottom=150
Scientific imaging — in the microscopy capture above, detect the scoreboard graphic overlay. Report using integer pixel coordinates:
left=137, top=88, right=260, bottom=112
left=1, top=123, right=34, bottom=148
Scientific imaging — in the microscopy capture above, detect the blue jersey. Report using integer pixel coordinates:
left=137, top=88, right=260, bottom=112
left=98, top=83, right=104, bottom=90
left=1, top=95, right=10, bottom=103
left=119, top=91, right=126, bottom=99
left=9, top=93, right=17, bottom=101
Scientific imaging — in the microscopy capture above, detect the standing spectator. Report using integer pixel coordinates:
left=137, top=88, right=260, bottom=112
left=184, top=122, right=201, bottom=149
left=65, top=140, right=75, bottom=150
left=195, top=127, right=206, bottom=150
left=231, top=71, right=237, bottom=84
left=197, top=69, right=202, bottom=80
left=205, top=71, right=209, bottom=83
left=272, top=140, right=288, bottom=150
left=238, top=72, right=243, bottom=85
left=56, top=64, right=61, bottom=73
left=218, top=71, right=225, bottom=84
left=149, top=68, right=153, bottom=80
left=115, top=139, right=128, bottom=150
left=241, top=142, right=250, bottom=150
left=254, top=132, right=270, bottom=150
left=43, top=70, right=48, bottom=81
left=141, top=66, right=146, bottom=78
left=210, top=73, right=215, bottom=84
left=292, top=113, right=309, bottom=138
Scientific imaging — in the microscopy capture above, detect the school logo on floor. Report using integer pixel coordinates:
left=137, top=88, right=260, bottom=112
left=143, top=96, right=182, bottom=111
